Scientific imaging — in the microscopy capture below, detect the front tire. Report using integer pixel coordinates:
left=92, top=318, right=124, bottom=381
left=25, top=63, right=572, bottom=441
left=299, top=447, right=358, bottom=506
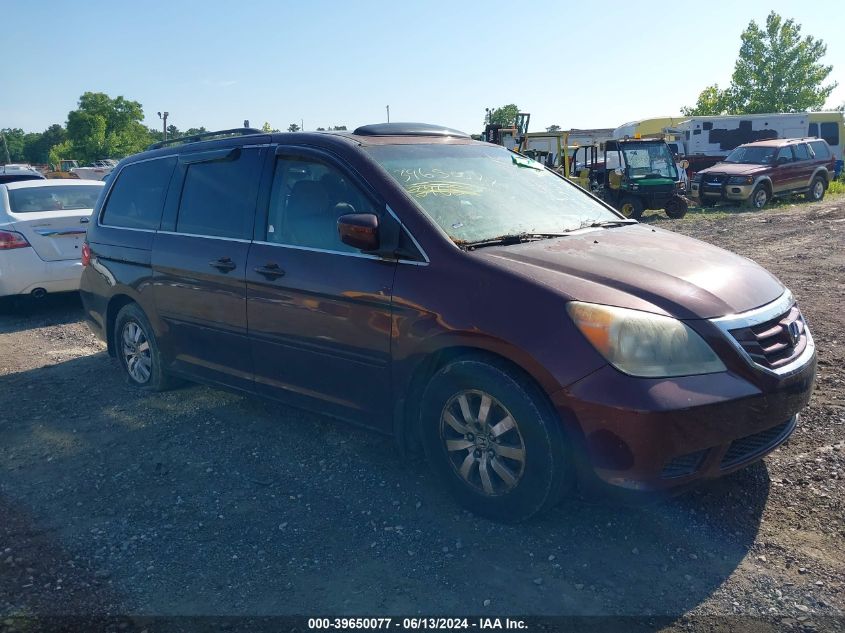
left=618, top=196, right=644, bottom=220
left=420, top=357, right=572, bottom=522
left=806, top=176, right=825, bottom=202
left=114, top=303, right=176, bottom=392
left=746, top=184, right=770, bottom=209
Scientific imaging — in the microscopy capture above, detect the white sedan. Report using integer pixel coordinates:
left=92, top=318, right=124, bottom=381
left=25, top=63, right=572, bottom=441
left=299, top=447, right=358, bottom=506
left=0, top=179, right=105, bottom=298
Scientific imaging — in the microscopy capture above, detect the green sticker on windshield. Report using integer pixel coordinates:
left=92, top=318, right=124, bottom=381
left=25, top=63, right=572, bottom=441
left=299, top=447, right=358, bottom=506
left=511, top=154, right=544, bottom=170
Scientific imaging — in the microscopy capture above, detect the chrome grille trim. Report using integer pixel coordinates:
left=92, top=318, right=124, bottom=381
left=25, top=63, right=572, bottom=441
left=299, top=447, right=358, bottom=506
left=710, top=291, right=815, bottom=377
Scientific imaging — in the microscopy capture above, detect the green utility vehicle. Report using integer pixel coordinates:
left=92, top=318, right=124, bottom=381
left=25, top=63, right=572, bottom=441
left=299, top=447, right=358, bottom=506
left=569, top=138, right=689, bottom=219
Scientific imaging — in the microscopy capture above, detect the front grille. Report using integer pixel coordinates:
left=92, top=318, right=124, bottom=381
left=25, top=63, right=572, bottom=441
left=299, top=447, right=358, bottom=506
left=660, top=449, right=708, bottom=479
left=728, top=305, right=807, bottom=370
left=704, top=174, right=726, bottom=185
left=720, top=418, right=795, bottom=469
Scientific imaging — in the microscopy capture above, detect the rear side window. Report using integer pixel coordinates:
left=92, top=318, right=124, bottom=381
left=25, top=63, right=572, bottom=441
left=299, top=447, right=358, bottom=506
left=820, top=122, right=839, bottom=147
left=175, top=148, right=262, bottom=239
left=101, top=158, right=176, bottom=229
left=792, top=144, right=810, bottom=161
left=809, top=141, right=831, bottom=159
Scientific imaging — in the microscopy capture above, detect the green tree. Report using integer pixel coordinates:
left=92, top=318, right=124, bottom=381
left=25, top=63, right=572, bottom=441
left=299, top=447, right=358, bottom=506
left=23, top=124, right=66, bottom=164
left=546, top=124, right=561, bottom=132
left=0, top=128, right=26, bottom=163
left=485, top=104, right=520, bottom=127
left=64, top=92, right=151, bottom=162
left=681, top=84, right=732, bottom=116
left=287, top=123, right=300, bottom=132
left=684, top=12, right=837, bottom=115
left=331, top=125, right=347, bottom=131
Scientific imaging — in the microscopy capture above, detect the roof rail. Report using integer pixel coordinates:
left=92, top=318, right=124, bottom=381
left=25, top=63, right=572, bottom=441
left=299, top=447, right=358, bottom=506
left=146, top=127, right=264, bottom=151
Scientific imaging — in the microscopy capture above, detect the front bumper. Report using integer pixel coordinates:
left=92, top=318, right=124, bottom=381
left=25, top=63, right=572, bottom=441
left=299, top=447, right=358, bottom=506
left=554, top=357, right=814, bottom=492
left=690, top=181, right=755, bottom=202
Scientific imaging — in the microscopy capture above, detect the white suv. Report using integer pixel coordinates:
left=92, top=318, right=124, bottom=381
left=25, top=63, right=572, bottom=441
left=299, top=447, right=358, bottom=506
left=0, top=179, right=104, bottom=298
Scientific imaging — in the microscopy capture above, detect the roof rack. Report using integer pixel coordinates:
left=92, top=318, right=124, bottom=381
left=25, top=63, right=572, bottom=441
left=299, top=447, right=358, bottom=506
left=146, top=127, right=264, bottom=151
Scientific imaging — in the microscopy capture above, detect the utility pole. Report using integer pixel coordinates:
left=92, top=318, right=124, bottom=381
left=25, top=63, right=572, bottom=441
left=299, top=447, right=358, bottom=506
left=157, top=111, right=169, bottom=141
left=386, top=105, right=390, bottom=123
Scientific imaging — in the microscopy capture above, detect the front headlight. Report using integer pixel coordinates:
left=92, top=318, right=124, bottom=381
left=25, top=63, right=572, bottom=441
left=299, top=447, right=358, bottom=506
left=727, top=175, right=753, bottom=185
left=692, top=173, right=703, bottom=183
left=567, top=302, right=726, bottom=377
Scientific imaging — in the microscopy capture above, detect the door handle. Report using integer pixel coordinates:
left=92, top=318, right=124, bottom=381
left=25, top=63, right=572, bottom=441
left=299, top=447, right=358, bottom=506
left=79, top=217, right=90, bottom=224
left=209, top=257, right=237, bottom=272
left=253, top=262, right=285, bottom=279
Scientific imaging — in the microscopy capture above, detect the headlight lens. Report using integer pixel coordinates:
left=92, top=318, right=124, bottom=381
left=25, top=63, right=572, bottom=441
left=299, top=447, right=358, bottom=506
left=727, top=175, right=753, bottom=185
left=692, top=173, right=703, bottom=182
left=567, top=302, right=726, bottom=377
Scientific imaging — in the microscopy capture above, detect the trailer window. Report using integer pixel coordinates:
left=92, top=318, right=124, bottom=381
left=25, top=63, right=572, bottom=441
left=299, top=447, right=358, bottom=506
left=820, top=122, right=839, bottom=147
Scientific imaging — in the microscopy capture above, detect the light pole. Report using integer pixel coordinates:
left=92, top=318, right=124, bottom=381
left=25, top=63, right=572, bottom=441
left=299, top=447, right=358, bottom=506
left=386, top=105, right=390, bottom=123
left=157, top=111, right=169, bottom=141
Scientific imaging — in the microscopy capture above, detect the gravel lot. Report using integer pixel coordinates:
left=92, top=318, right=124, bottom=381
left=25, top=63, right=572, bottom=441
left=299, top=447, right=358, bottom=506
left=0, top=195, right=843, bottom=630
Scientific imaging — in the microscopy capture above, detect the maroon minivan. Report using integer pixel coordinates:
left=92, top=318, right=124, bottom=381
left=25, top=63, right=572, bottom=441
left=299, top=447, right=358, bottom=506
left=80, top=124, right=816, bottom=521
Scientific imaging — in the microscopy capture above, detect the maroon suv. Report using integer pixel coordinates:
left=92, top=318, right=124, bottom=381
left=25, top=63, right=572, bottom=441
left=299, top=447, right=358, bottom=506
left=80, top=124, right=816, bottom=521
left=690, top=138, right=835, bottom=208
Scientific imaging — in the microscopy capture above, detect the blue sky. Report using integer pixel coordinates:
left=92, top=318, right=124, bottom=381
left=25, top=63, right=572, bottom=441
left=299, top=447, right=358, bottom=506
left=3, top=0, right=843, bottom=135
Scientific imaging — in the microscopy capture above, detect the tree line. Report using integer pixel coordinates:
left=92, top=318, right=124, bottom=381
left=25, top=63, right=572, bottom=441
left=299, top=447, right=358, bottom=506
left=1, top=93, right=350, bottom=167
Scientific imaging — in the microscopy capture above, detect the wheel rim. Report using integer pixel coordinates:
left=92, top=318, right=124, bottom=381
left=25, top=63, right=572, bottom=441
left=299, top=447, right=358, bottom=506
left=440, top=389, right=526, bottom=496
left=754, top=188, right=768, bottom=208
left=813, top=180, right=823, bottom=199
left=121, top=321, right=152, bottom=383
left=620, top=203, right=635, bottom=218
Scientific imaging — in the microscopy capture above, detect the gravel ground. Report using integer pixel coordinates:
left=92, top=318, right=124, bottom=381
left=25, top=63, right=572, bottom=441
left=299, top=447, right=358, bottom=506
left=0, top=195, right=843, bottom=630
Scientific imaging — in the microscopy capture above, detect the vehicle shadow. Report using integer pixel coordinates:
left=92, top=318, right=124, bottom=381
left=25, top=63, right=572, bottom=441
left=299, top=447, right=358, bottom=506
left=0, top=293, right=84, bottom=335
left=0, top=353, right=770, bottom=623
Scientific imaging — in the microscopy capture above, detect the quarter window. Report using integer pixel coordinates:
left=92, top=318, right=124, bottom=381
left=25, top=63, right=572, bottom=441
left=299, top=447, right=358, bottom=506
left=175, top=148, right=262, bottom=239
left=809, top=141, right=831, bottom=159
left=266, top=156, right=375, bottom=252
left=101, top=158, right=176, bottom=230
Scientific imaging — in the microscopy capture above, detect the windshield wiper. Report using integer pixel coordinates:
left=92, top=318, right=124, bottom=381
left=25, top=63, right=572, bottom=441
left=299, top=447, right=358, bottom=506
left=460, top=233, right=567, bottom=249
left=572, top=220, right=637, bottom=230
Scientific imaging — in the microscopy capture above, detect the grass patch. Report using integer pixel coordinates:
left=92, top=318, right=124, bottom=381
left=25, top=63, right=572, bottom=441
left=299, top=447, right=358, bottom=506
left=828, top=178, right=845, bottom=195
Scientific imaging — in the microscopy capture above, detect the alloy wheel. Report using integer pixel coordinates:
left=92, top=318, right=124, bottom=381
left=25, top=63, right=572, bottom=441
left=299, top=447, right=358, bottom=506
left=440, top=389, right=526, bottom=496
left=121, top=321, right=152, bottom=384
left=812, top=180, right=824, bottom=200
left=753, top=187, right=768, bottom=208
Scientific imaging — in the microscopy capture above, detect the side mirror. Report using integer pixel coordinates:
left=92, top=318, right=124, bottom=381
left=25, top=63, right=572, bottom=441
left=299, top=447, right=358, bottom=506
left=338, top=213, right=379, bottom=251
left=776, top=156, right=790, bottom=166
left=681, top=160, right=689, bottom=169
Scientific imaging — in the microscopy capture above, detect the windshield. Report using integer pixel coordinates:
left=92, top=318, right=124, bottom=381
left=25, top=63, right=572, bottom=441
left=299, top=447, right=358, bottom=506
left=724, top=146, right=776, bottom=164
left=619, top=142, right=678, bottom=179
left=8, top=185, right=103, bottom=213
left=365, top=143, right=620, bottom=244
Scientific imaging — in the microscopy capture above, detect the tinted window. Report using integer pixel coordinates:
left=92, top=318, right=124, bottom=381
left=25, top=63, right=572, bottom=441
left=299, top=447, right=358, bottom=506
left=820, top=122, right=839, bottom=147
left=101, top=158, right=176, bottom=229
left=266, top=156, right=374, bottom=252
left=808, top=123, right=819, bottom=137
left=809, top=141, right=831, bottom=159
left=175, top=148, right=262, bottom=239
left=792, top=144, right=810, bottom=161
left=0, top=174, right=44, bottom=184
left=8, top=185, right=102, bottom=213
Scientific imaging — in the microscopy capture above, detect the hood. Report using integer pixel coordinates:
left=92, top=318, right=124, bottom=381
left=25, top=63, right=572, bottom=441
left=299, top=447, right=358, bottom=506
left=700, top=162, right=770, bottom=176
left=476, top=225, right=784, bottom=319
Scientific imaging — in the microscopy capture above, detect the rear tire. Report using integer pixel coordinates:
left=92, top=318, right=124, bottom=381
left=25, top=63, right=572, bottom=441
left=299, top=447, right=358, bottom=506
left=746, top=184, right=770, bottom=209
left=618, top=197, right=644, bottom=220
left=420, top=357, right=572, bottom=522
left=114, top=303, right=177, bottom=392
left=700, top=198, right=718, bottom=208
left=664, top=196, right=688, bottom=219
left=805, top=176, right=825, bottom=202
